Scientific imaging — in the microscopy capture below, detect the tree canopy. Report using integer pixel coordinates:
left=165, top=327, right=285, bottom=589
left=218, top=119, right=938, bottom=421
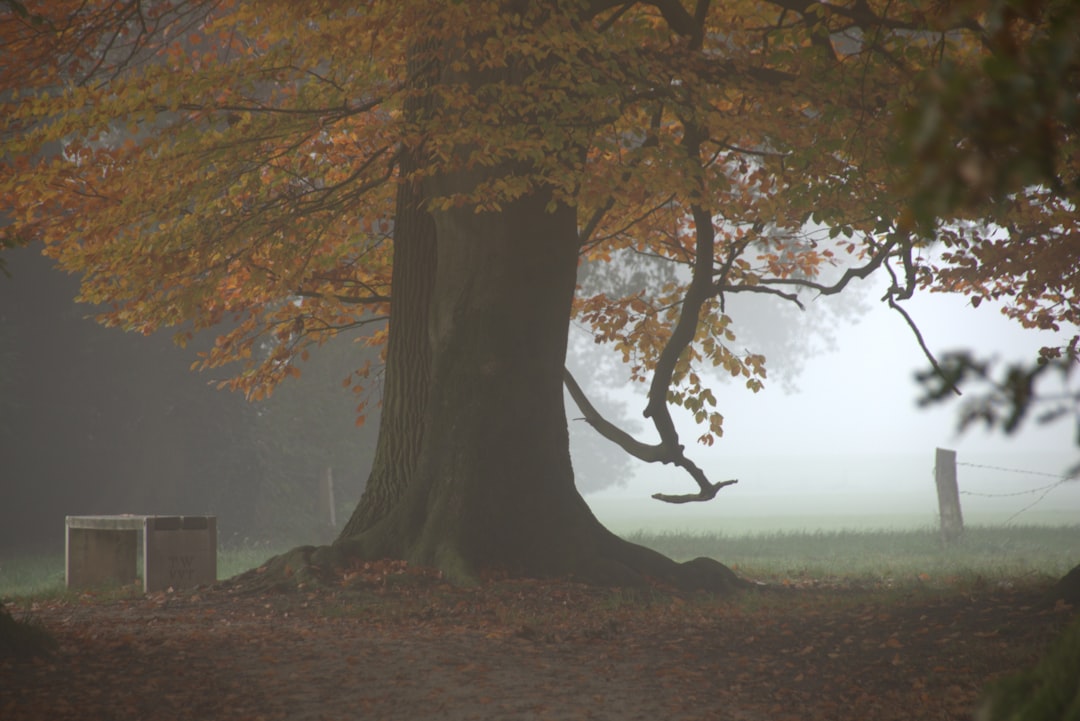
left=2, top=0, right=1077, bottom=585
left=899, top=0, right=1080, bottom=464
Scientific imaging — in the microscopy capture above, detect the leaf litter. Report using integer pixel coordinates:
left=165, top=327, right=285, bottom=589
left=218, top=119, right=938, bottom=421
left=1, top=561, right=1074, bottom=721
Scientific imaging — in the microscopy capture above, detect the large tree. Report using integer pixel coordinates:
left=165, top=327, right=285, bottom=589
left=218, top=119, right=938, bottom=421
left=2, top=0, right=1076, bottom=588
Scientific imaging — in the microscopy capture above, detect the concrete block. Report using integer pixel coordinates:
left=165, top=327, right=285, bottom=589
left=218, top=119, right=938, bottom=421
left=66, top=515, right=217, bottom=593
left=143, top=515, right=217, bottom=592
left=65, top=524, right=139, bottom=589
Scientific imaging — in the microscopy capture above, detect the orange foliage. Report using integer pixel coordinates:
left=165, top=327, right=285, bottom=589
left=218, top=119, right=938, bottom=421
left=1, top=0, right=1075, bottom=438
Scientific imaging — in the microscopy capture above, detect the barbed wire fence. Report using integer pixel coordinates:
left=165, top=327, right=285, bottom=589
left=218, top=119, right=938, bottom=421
left=955, top=460, right=1079, bottom=525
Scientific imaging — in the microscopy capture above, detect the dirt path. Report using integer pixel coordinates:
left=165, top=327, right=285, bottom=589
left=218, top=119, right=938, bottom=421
left=1, top=569, right=1074, bottom=721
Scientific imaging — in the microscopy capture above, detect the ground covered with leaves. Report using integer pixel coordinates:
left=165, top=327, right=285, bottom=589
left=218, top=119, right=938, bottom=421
left=1, top=563, right=1075, bottom=721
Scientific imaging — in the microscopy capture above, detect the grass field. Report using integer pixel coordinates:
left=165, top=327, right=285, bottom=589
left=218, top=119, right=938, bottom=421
left=625, top=524, right=1080, bottom=583
left=2, top=523, right=1077, bottom=600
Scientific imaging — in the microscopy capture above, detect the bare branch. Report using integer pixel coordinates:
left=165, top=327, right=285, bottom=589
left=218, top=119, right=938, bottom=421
left=579, top=195, right=617, bottom=249
left=160, top=94, right=387, bottom=119
left=593, top=1, right=634, bottom=33
left=294, top=290, right=390, bottom=305
left=564, top=368, right=738, bottom=502
left=711, top=140, right=792, bottom=159
left=717, top=282, right=806, bottom=310
left=752, top=238, right=897, bottom=297
left=564, top=368, right=669, bottom=463
left=652, top=479, right=738, bottom=504
left=579, top=105, right=665, bottom=249
left=713, top=237, right=752, bottom=312
left=582, top=193, right=677, bottom=249
left=882, top=256, right=961, bottom=396
left=761, top=0, right=982, bottom=34
left=886, top=294, right=959, bottom=394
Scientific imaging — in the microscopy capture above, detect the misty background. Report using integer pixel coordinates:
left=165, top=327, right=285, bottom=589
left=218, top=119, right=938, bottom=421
left=584, top=257, right=1080, bottom=533
left=1, top=244, right=1077, bottom=559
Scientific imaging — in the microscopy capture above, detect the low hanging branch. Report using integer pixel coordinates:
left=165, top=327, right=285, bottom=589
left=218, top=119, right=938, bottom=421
left=563, top=369, right=738, bottom=502
left=565, top=118, right=738, bottom=504
left=641, top=120, right=736, bottom=503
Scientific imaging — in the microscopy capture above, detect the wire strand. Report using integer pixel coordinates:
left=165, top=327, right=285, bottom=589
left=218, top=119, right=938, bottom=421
left=957, top=461, right=1078, bottom=480
left=952, top=460, right=1077, bottom=524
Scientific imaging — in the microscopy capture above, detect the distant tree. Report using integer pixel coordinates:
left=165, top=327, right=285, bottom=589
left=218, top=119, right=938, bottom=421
left=0, top=248, right=373, bottom=548
left=0, top=307, right=18, bottom=442
left=0, top=248, right=265, bottom=547
left=248, top=330, right=380, bottom=539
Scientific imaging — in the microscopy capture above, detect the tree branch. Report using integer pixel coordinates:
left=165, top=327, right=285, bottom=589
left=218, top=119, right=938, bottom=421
left=564, top=368, right=669, bottom=463
left=743, top=233, right=961, bottom=397
left=294, top=290, right=390, bottom=305
left=593, top=1, right=634, bottom=33
left=882, top=255, right=961, bottom=396
left=585, top=0, right=709, bottom=40
left=761, top=0, right=982, bottom=34
left=651, top=479, right=738, bottom=504
left=563, top=368, right=738, bottom=502
left=579, top=104, right=665, bottom=249
left=717, top=282, right=806, bottom=310
left=632, top=121, right=737, bottom=504
left=751, top=237, right=897, bottom=297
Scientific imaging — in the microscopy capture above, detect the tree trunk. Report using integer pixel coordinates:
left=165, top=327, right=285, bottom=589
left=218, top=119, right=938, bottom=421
left=335, top=184, right=741, bottom=591
left=389, top=187, right=587, bottom=576
left=337, top=163, right=435, bottom=537
left=339, top=34, right=438, bottom=538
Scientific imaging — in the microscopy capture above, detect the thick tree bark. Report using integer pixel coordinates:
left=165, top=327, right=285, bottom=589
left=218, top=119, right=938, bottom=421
left=390, top=187, right=587, bottom=576
left=337, top=166, right=435, bottom=537
left=339, top=34, right=438, bottom=538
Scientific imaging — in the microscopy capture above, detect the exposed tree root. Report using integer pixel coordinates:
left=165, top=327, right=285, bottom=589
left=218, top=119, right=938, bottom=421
left=224, top=529, right=747, bottom=596
left=224, top=545, right=336, bottom=595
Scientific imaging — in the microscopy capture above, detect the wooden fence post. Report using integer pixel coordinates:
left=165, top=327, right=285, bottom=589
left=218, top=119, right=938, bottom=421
left=935, top=448, right=964, bottom=544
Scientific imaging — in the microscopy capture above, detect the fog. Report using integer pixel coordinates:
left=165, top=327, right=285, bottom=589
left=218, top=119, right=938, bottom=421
left=1, top=247, right=1076, bottom=562
left=0, top=248, right=377, bottom=555
left=581, top=270, right=1080, bottom=533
